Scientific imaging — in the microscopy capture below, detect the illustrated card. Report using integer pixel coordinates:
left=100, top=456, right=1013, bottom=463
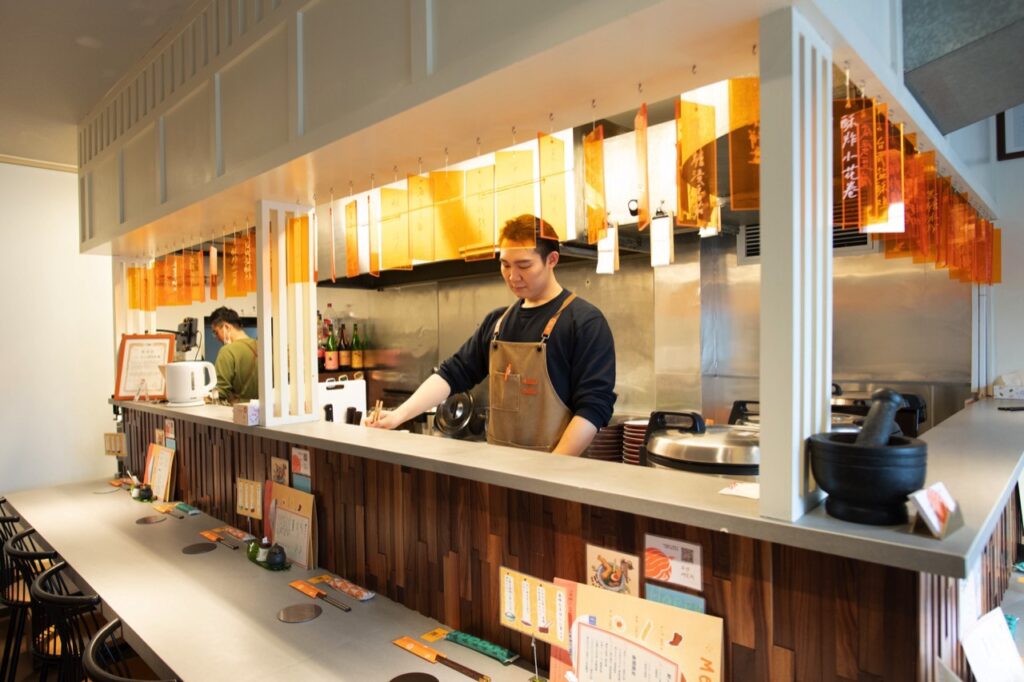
left=290, top=447, right=311, bottom=476
left=270, top=456, right=289, bottom=485
left=644, top=533, right=703, bottom=592
left=585, top=544, right=639, bottom=595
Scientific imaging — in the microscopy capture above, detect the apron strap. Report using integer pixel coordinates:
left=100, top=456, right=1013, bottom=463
left=540, top=293, right=577, bottom=342
left=491, top=292, right=578, bottom=343
left=490, top=303, right=518, bottom=341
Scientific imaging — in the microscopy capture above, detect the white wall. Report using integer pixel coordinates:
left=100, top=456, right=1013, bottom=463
left=948, top=118, right=1024, bottom=380
left=0, top=163, right=115, bottom=492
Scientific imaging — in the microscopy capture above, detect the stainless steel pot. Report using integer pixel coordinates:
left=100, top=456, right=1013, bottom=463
left=640, top=411, right=760, bottom=479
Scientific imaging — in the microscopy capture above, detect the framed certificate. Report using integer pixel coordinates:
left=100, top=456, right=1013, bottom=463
left=114, top=334, right=175, bottom=400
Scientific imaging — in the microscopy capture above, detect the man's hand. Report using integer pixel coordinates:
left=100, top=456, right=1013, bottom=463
left=365, top=410, right=404, bottom=430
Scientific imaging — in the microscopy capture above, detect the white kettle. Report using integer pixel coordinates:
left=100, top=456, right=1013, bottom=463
left=160, top=361, right=217, bottom=406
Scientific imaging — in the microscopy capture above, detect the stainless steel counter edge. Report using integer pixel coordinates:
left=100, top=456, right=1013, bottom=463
left=113, top=399, right=1024, bottom=579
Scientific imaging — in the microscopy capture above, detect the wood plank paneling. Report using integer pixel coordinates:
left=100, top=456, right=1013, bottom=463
left=119, top=408, right=1013, bottom=681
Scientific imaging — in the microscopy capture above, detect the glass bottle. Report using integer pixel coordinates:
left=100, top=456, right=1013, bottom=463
left=351, top=323, right=364, bottom=370
left=324, top=320, right=339, bottom=370
left=338, top=323, right=351, bottom=370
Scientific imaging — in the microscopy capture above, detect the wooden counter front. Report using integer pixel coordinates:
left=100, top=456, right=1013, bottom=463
left=119, top=406, right=1021, bottom=680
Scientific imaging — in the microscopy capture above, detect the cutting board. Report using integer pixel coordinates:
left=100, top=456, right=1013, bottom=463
left=317, top=379, right=367, bottom=423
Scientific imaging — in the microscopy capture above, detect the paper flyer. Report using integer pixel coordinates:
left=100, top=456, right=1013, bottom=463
left=498, top=566, right=569, bottom=649
left=644, top=583, right=706, bottom=614
left=586, top=544, right=639, bottom=595
left=570, top=581, right=723, bottom=682
left=644, top=534, right=703, bottom=592
left=291, top=447, right=311, bottom=476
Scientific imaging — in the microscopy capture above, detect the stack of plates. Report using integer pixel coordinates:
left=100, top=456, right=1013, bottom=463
left=583, top=423, right=624, bottom=461
left=622, top=419, right=649, bottom=465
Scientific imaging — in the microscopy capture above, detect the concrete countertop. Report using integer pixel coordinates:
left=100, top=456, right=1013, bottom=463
left=114, top=398, right=1024, bottom=579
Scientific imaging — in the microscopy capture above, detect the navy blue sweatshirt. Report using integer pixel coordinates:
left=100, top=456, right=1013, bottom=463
left=437, top=289, right=616, bottom=429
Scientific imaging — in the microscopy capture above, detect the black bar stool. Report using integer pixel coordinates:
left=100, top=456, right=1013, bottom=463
left=30, top=561, right=103, bottom=682
left=0, top=512, right=29, bottom=682
left=5, top=528, right=60, bottom=682
left=84, top=618, right=178, bottom=682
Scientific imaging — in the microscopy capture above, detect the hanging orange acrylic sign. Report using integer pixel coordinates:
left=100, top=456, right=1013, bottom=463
left=675, top=99, right=717, bottom=229
left=345, top=200, right=359, bottom=278
left=463, top=165, right=496, bottom=261
left=583, top=124, right=607, bottom=244
left=380, top=187, right=412, bottom=271
left=224, top=237, right=245, bottom=298
left=634, top=103, right=651, bottom=230
left=728, top=78, right=760, bottom=212
left=408, top=174, right=434, bottom=263
left=286, top=215, right=311, bottom=285
left=833, top=99, right=873, bottom=229
left=538, top=132, right=568, bottom=241
left=209, top=245, right=219, bottom=300
left=431, top=170, right=468, bottom=262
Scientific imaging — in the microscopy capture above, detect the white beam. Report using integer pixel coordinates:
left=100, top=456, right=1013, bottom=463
left=758, top=6, right=834, bottom=521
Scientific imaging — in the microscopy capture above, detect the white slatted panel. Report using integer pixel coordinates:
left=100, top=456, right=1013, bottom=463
left=256, top=200, right=318, bottom=425
left=758, top=7, right=833, bottom=521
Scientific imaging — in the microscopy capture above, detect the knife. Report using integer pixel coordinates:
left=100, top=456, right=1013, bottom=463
left=289, top=579, right=352, bottom=612
left=392, top=636, right=490, bottom=682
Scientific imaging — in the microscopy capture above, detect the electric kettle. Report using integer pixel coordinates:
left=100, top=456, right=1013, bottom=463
left=160, top=361, right=218, bottom=406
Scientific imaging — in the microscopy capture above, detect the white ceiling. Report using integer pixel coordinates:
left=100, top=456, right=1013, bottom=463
left=0, top=0, right=195, bottom=168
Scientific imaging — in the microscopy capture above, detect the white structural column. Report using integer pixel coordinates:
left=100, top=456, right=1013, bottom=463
left=758, top=7, right=834, bottom=521
left=256, top=200, right=318, bottom=426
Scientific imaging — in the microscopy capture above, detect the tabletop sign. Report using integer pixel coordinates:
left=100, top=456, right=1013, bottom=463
left=236, top=478, right=263, bottom=519
left=961, top=607, right=1024, bottom=681
left=498, top=566, right=569, bottom=649
left=113, top=334, right=175, bottom=401
left=103, top=433, right=126, bottom=457
left=909, top=482, right=959, bottom=538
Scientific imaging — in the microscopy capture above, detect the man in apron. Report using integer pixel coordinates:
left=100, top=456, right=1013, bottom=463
left=368, top=215, right=616, bottom=455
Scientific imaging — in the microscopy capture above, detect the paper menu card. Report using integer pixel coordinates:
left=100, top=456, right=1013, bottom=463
left=144, top=443, right=175, bottom=502
left=265, top=481, right=317, bottom=569
left=960, top=607, right=1024, bottom=681
left=273, top=507, right=311, bottom=568
left=498, top=567, right=569, bottom=649
left=570, top=582, right=724, bottom=682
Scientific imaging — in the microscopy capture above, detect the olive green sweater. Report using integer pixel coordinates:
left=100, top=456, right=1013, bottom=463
left=214, top=337, right=259, bottom=401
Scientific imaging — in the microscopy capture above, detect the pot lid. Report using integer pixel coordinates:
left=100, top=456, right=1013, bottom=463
left=646, top=424, right=761, bottom=466
left=435, top=392, right=474, bottom=436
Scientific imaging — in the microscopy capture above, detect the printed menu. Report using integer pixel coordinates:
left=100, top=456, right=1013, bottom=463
left=498, top=567, right=569, bottom=649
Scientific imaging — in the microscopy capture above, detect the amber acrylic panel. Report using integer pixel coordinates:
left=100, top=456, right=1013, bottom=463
left=345, top=200, right=360, bottom=278
left=368, top=199, right=380, bottom=277
left=463, top=165, right=496, bottom=260
left=380, top=188, right=412, bottom=271
left=584, top=125, right=607, bottom=244
left=675, top=99, right=717, bottom=228
left=634, top=103, right=651, bottom=230
left=224, top=238, right=245, bottom=298
left=430, top=170, right=468, bottom=262
left=408, top=174, right=434, bottom=263
left=538, top=132, right=568, bottom=241
left=833, top=99, right=873, bottom=229
left=728, top=78, right=760, bottom=212
left=495, top=151, right=535, bottom=239
left=127, top=267, right=142, bottom=310
left=993, top=228, right=1003, bottom=284
left=286, top=216, right=311, bottom=284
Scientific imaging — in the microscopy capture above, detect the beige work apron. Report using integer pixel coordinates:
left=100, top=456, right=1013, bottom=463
left=487, top=293, right=576, bottom=452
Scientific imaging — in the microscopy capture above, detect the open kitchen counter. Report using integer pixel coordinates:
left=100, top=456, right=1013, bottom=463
left=114, top=399, right=1024, bottom=579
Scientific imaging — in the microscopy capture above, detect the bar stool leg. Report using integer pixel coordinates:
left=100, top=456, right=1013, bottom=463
left=1, top=607, right=26, bottom=682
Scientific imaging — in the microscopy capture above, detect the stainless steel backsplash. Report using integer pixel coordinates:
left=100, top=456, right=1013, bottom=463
left=329, top=234, right=971, bottom=431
